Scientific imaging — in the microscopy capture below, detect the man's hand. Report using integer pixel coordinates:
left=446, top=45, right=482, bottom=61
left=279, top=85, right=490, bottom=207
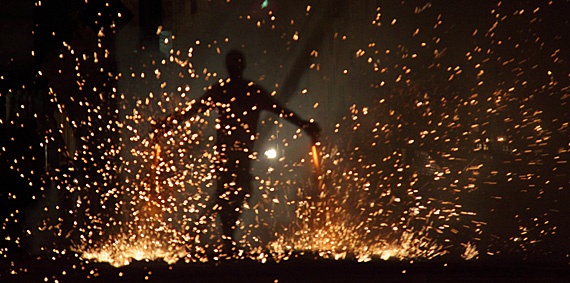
left=304, top=120, right=322, bottom=145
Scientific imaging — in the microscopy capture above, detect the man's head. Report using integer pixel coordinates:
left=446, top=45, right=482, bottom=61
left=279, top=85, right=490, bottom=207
left=226, top=50, right=246, bottom=78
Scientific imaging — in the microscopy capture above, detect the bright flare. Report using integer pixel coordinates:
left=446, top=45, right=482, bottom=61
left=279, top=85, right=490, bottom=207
left=265, top=148, right=277, bottom=159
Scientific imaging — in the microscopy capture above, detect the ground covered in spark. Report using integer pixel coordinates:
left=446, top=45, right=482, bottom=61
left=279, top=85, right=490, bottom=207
left=3, top=253, right=570, bottom=282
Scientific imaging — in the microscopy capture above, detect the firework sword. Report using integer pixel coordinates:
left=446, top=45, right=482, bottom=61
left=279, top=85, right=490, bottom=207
left=311, top=144, right=320, bottom=171
left=310, top=142, right=324, bottom=201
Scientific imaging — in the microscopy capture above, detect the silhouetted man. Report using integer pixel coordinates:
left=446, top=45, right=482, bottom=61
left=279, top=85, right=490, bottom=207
left=153, top=50, right=321, bottom=256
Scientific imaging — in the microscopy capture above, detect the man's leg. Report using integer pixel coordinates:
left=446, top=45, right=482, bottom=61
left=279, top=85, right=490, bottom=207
left=217, top=167, right=252, bottom=257
left=218, top=196, right=241, bottom=256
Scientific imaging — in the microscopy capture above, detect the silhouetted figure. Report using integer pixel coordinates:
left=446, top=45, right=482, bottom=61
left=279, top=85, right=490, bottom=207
left=153, top=50, right=321, bottom=256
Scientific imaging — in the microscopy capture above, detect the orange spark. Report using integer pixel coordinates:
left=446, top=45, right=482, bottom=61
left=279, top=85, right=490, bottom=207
left=311, top=145, right=320, bottom=170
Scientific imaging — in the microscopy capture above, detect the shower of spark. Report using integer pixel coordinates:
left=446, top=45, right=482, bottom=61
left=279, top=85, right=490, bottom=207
left=1, top=1, right=569, bottom=279
left=267, top=99, right=482, bottom=262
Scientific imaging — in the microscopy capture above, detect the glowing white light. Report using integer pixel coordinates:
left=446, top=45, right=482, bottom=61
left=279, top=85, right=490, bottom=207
left=265, top=148, right=277, bottom=159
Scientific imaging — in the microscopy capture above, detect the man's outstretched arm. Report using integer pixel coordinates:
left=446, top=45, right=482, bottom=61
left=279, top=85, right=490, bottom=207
left=282, top=110, right=321, bottom=144
left=263, top=94, right=322, bottom=144
left=151, top=94, right=213, bottom=135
